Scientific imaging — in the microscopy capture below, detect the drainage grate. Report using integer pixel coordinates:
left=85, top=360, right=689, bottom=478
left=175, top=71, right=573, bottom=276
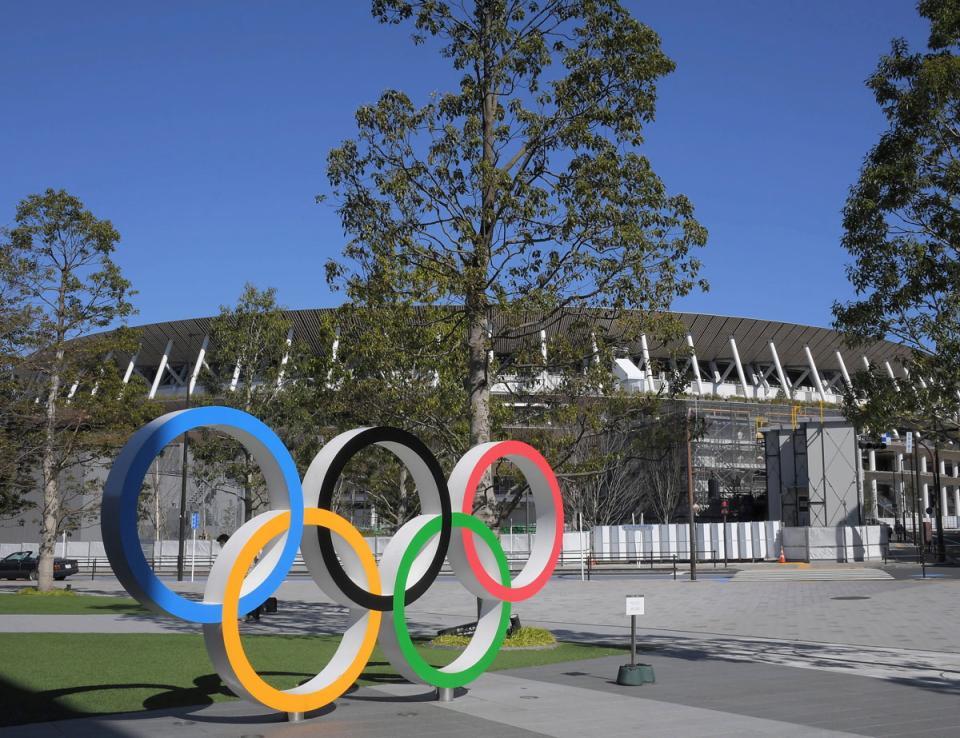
left=830, top=596, right=871, bottom=600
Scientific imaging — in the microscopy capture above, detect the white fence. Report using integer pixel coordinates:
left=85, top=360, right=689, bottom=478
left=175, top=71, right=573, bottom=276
left=1, top=521, right=889, bottom=574
left=591, top=522, right=782, bottom=562
left=783, top=526, right=885, bottom=561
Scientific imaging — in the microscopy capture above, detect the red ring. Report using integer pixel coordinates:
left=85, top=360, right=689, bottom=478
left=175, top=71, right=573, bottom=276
left=460, top=440, right=563, bottom=602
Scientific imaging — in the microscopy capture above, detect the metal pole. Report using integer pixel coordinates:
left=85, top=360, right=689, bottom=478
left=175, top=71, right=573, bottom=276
left=177, top=380, right=192, bottom=582
left=177, top=431, right=189, bottom=581
left=579, top=512, right=585, bottom=582
left=630, top=614, right=637, bottom=667
left=912, top=440, right=923, bottom=569
left=686, top=409, right=698, bottom=581
left=933, top=436, right=946, bottom=563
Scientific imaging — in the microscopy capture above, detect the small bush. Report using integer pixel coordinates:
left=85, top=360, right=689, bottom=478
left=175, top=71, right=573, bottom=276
left=431, top=626, right=557, bottom=650
left=16, top=587, right=76, bottom=597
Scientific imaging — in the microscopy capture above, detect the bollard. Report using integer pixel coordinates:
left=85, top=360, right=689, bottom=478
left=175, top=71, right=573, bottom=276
left=287, top=712, right=304, bottom=722
left=672, top=556, right=677, bottom=580
left=91, top=559, right=96, bottom=580
left=437, top=687, right=454, bottom=702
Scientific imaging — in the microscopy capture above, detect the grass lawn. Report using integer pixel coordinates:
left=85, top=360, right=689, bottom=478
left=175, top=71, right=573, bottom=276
left=0, top=592, right=147, bottom=615
left=0, top=632, right=623, bottom=727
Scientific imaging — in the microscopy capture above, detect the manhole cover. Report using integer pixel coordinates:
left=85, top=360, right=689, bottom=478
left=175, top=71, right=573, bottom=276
left=830, top=596, right=871, bottom=600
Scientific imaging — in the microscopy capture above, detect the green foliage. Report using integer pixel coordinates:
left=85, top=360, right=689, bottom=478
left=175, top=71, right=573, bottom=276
left=0, top=190, right=159, bottom=589
left=833, top=0, right=960, bottom=435
left=192, top=284, right=336, bottom=521
left=324, top=2, right=706, bottom=522
left=431, top=625, right=557, bottom=649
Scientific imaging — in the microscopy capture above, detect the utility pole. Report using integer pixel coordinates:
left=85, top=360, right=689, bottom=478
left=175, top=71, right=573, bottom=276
left=910, top=435, right=924, bottom=574
left=932, top=434, right=946, bottom=563
left=176, top=343, right=196, bottom=582
left=686, top=407, right=697, bottom=581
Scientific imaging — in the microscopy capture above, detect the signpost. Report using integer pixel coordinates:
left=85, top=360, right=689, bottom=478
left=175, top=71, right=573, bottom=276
left=616, top=595, right=655, bottom=685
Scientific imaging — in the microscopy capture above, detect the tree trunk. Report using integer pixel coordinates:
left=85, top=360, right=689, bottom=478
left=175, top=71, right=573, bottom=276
left=466, top=1, right=498, bottom=524
left=38, top=349, right=63, bottom=592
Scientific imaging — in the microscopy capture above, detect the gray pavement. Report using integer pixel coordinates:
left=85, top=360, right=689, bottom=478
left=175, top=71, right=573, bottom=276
left=1, top=565, right=959, bottom=736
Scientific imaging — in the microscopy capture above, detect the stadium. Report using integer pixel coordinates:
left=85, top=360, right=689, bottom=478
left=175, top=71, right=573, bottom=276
left=5, top=307, right=937, bottom=553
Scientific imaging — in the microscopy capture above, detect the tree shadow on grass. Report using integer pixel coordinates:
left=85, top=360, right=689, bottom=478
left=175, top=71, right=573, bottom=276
left=0, top=670, right=342, bottom=729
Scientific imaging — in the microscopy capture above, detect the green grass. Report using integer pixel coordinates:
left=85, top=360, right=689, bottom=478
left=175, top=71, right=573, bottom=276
left=0, top=632, right=622, bottom=727
left=0, top=592, right=147, bottom=615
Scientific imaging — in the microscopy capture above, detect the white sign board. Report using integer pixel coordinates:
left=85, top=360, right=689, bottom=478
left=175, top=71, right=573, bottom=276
left=905, top=432, right=913, bottom=454
left=625, top=595, right=645, bottom=616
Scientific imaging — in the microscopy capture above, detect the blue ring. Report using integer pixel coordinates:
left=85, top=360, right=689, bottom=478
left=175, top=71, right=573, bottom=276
left=101, top=407, right=304, bottom=624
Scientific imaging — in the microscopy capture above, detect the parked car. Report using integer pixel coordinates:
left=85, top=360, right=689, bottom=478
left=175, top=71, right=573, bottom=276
left=0, top=551, right=79, bottom=581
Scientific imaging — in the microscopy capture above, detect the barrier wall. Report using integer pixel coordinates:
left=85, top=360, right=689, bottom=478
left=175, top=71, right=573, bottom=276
left=591, top=521, right=782, bottom=561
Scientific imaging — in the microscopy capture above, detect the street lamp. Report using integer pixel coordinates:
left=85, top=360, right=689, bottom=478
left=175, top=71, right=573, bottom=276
left=686, top=407, right=697, bottom=581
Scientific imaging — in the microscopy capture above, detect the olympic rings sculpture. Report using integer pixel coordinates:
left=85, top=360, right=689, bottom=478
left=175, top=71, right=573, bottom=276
left=101, top=406, right=563, bottom=714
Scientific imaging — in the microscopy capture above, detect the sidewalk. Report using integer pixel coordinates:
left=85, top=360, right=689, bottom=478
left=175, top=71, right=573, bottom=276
left=2, top=650, right=956, bottom=737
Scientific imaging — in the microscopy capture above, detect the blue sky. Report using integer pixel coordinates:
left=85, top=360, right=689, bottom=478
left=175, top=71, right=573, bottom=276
left=0, top=1, right=929, bottom=329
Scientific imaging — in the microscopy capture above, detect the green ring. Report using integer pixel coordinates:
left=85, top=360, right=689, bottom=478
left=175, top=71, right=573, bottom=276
left=392, top=512, right=511, bottom=688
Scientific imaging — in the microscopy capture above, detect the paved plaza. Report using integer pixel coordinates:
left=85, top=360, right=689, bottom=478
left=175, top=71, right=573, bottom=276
left=1, top=563, right=958, bottom=737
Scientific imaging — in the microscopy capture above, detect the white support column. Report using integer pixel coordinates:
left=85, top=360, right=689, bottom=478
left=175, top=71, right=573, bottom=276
left=148, top=340, right=173, bottom=400
left=276, top=327, right=294, bottom=387
left=122, top=352, right=138, bottom=385
left=868, top=449, right=878, bottom=519
left=686, top=335, right=703, bottom=395
left=229, top=361, right=241, bottom=392
left=941, top=460, right=948, bottom=515
left=188, top=335, right=209, bottom=396
left=884, top=360, right=900, bottom=392
left=727, top=336, right=748, bottom=398
left=836, top=351, right=852, bottom=389
left=803, top=345, right=827, bottom=402
left=327, top=333, right=340, bottom=387
left=639, top=334, right=653, bottom=383
left=539, top=328, right=549, bottom=389
left=769, top=341, right=791, bottom=399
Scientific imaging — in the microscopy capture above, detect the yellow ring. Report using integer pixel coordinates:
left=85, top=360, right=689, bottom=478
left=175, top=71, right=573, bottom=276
left=220, top=507, right=381, bottom=713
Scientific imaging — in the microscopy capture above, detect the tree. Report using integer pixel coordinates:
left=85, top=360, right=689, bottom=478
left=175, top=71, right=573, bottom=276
left=192, top=284, right=333, bottom=524
left=325, top=1, right=707, bottom=520
left=834, top=0, right=960, bottom=433
left=1, top=189, right=158, bottom=590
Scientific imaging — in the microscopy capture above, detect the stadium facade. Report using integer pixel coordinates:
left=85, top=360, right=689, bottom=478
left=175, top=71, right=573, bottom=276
left=5, top=308, right=949, bottom=547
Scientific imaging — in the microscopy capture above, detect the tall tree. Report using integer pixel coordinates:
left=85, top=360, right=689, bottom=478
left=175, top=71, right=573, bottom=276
left=1, top=189, right=158, bottom=590
left=193, top=284, right=333, bottom=523
left=325, top=1, right=706, bottom=519
left=834, top=0, right=960, bottom=434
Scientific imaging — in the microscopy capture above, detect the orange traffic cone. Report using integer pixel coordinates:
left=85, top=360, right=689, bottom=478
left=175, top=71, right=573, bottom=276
left=778, top=546, right=786, bottom=564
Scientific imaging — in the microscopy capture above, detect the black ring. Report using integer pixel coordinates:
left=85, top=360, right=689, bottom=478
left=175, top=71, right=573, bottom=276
left=315, top=426, right=451, bottom=611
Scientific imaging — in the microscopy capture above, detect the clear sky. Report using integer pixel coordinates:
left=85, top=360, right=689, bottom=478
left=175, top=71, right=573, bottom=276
left=0, top=1, right=930, bottom=330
